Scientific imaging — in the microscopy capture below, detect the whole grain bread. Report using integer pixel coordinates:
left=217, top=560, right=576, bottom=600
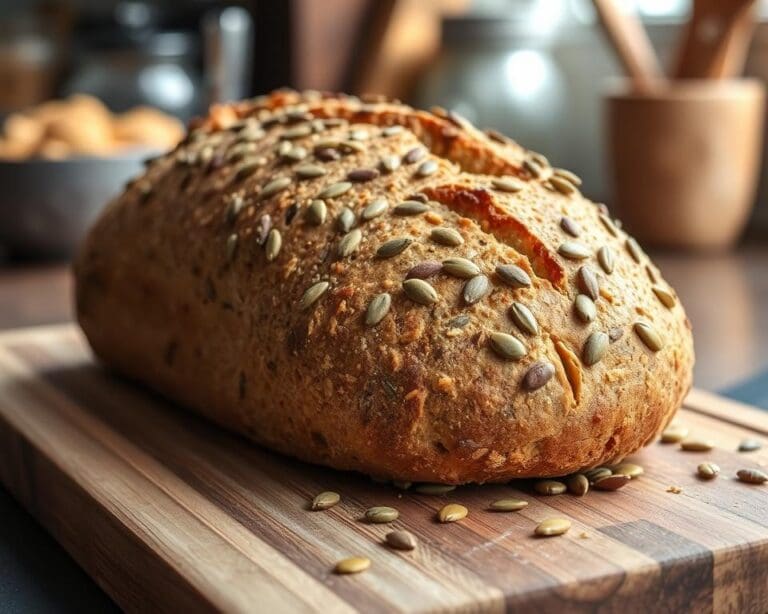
left=75, top=89, right=694, bottom=484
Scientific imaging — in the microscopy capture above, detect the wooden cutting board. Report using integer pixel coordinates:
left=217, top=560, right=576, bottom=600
left=0, top=324, right=766, bottom=613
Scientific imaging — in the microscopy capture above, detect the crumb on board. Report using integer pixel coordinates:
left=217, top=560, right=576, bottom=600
left=666, top=485, right=682, bottom=494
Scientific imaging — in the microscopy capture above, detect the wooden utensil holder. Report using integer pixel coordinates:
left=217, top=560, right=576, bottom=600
left=605, top=78, right=765, bottom=250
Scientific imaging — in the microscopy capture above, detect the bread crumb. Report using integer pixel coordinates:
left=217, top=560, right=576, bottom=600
left=436, top=375, right=456, bottom=397
left=579, top=532, right=589, bottom=539
left=666, top=485, right=682, bottom=494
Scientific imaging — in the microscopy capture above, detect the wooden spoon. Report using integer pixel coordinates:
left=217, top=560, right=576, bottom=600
left=672, top=0, right=757, bottom=79
left=592, top=0, right=664, bottom=92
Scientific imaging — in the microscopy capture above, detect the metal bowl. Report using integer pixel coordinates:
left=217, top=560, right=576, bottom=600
left=0, top=150, right=156, bottom=259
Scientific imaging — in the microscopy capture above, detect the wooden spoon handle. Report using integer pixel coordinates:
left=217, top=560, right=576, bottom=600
left=593, top=0, right=664, bottom=91
left=673, top=0, right=756, bottom=79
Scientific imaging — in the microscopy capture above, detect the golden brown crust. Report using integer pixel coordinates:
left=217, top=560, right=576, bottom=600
left=74, top=89, right=694, bottom=484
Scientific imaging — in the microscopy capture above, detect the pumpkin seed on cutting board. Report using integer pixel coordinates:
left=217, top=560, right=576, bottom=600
left=311, top=491, right=340, bottom=510
left=489, top=498, right=529, bottom=512
left=535, top=517, right=571, bottom=537
left=334, top=557, right=370, bottom=574
left=365, top=506, right=399, bottom=523
left=437, top=503, right=468, bottom=523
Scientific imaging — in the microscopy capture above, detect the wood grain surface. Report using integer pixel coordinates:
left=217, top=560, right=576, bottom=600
left=0, top=324, right=766, bottom=613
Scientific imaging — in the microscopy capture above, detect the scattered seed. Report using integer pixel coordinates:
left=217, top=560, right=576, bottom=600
left=574, top=294, right=597, bottom=323
left=437, top=503, right=468, bottom=523
left=495, top=264, right=531, bottom=288
left=489, top=332, right=527, bottom=360
left=380, top=155, right=401, bottom=173
left=597, top=246, right=615, bottom=274
left=593, top=474, right=631, bottom=491
left=385, top=530, right=417, bottom=550
left=612, top=463, right=644, bottom=479
left=406, top=261, right=442, bottom=280
left=560, top=216, right=582, bottom=237
left=626, top=237, right=643, bottom=263
left=285, top=202, right=300, bottom=225
left=584, top=467, right=612, bottom=482
left=634, top=321, right=664, bottom=351
left=583, top=331, right=609, bottom=366
left=463, top=275, right=490, bottom=305
left=349, top=129, right=369, bottom=141
left=646, top=265, right=659, bottom=283
left=311, top=491, right=340, bottom=510
left=522, top=360, right=555, bottom=391
left=316, top=147, right=340, bottom=162
left=443, top=257, right=481, bottom=279
left=413, top=484, right=456, bottom=495
left=337, top=229, right=362, bottom=258
left=535, top=517, right=571, bottom=537
left=306, top=199, right=327, bottom=225
left=258, top=176, right=292, bottom=200
left=567, top=474, right=589, bottom=496
left=681, top=439, right=714, bottom=452
left=534, top=480, right=567, bottom=495
left=738, top=438, right=763, bottom=452
left=661, top=425, right=689, bottom=443
left=697, top=462, right=720, bottom=480
left=295, top=164, right=327, bottom=179
left=558, top=241, right=591, bottom=260
left=361, top=198, right=388, bottom=220
left=234, top=160, right=262, bottom=181
left=300, top=281, right=329, bottom=310
left=265, top=229, right=282, bottom=262
left=348, top=168, right=379, bottom=182
left=576, top=267, right=599, bottom=301
left=416, top=159, right=438, bottom=177
left=553, top=168, right=582, bottom=186
left=430, top=227, right=464, bottom=246
left=382, top=125, right=404, bottom=137
left=599, top=214, right=619, bottom=237
left=394, top=200, right=429, bottom=215
left=403, top=147, right=426, bottom=164
left=489, top=498, right=529, bottom=512
left=281, top=145, right=307, bottom=163
left=550, top=175, right=577, bottom=195
left=365, top=506, right=399, bottom=523
left=403, top=278, right=438, bottom=305
left=447, top=314, right=471, bottom=329
left=737, top=468, right=768, bottom=484
left=282, top=123, right=312, bottom=139
left=377, top=237, right=412, bottom=258
left=366, top=293, right=391, bottom=327
left=334, top=557, right=370, bottom=574
left=226, top=233, right=238, bottom=261
left=318, top=181, right=352, bottom=199
left=337, top=207, right=356, bottom=233
left=509, top=302, right=539, bottom=335
left=226, top=195, right=245, bottom=224
left=491, top=177, right=524, bottom=192
left=652, top=286, right=676, bottom=308
left=523, top=158, right=543, bottom=178
left=255, top=214, right=272, bottom=245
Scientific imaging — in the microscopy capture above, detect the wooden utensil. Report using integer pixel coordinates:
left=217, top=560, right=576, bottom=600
left=673, top=0, right=757, bottom=79
left=606, top=79, right=765, bottom=249
left=592, top=0, right=664, bottom=92
left=2, top=324, right=768, bottom=611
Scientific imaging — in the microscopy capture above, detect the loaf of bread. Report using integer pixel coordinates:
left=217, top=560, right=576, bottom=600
left=75, top=89, right=694, bottom=484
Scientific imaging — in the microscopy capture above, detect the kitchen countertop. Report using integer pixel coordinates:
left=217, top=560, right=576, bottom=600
left=0, top=245, right=767, bottom=612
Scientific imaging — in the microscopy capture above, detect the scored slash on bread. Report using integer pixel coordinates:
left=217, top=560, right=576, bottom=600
left=75, top=89, right=694, bottom=484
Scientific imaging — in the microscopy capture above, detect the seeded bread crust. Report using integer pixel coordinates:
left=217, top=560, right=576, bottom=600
left=75, top=89, right=694, bottom=484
